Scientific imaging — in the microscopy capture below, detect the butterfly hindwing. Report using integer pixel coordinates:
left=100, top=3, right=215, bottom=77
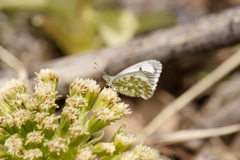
left=101, top=60, right=162, bottom=99
left=112, top=71, right=156, bottom=99
left=115, top=60, right=161, bottom=90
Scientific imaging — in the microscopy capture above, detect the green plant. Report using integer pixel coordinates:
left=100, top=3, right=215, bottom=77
left=0, top=1, right=175, bottom=54
left=0, top=69, right=152, bottom=160
left=0, top=0, right=139, bottom=54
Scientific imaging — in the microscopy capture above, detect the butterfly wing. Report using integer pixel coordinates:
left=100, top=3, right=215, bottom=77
left=115, top=60, right=162, bottom=91
left=112, top=71, right=157, bottom=99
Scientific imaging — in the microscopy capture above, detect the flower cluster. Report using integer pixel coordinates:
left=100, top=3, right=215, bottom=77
left=0, top=69, right=152, bottom=160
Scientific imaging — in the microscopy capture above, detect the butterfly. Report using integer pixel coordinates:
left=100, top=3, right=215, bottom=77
left=95, top=60, right=162, bottom=99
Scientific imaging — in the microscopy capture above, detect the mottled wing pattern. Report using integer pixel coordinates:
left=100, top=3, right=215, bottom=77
left=103, top=60, right=162, bottom=99
left=112, top=71, right=156, bottom=99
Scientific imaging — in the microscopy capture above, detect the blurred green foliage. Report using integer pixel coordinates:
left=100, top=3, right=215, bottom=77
left=0, top=0, right=175, bottom=54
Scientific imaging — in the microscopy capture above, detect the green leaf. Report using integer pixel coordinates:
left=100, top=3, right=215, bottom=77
left=98, top=9, right=139, bottom=46
left=110, top=125, right=126, bottom=142
left=138, top=10, right=176, bottom=34
left=85, top=131, right=105, bottom=147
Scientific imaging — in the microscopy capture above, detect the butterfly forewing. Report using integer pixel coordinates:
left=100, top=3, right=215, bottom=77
left=112, top=71, right=156, bottom=99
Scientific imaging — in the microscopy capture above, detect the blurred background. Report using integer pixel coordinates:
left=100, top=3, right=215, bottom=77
left=1, top=0, right=240, bottom=159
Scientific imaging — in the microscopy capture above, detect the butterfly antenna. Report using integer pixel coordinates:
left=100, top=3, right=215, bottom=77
left=93, top=62, right=107, bottom=75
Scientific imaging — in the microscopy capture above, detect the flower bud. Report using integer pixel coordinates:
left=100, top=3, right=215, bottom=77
left=92, top=142, right=115, bottom=156
left=114, top=133, right=136, bottom=153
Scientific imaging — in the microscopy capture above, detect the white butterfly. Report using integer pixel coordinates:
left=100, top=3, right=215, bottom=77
left=95, top=60, right=162, bottom=99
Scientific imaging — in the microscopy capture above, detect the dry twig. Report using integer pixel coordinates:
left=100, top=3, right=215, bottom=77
left=0, top=45, right=27, bottom=80
left=153, top=124, right=240, bottom=146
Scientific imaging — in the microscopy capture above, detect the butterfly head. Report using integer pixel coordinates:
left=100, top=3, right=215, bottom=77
left=93, top=62, right=114, bottom=86
left=102, top=74, right=109, bottom=82
left=102, top=74, right=112, bottom=86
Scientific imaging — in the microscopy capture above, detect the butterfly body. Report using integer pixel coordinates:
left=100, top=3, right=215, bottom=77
left=102, top=60, right=162, bottom=99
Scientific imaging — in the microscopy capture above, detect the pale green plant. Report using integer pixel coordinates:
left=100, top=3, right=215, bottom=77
left=0, top=69, right=153, bottom=160
left=0, top=1, right=175, bottom=54
left=0, top=0, right=139, bottom=54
